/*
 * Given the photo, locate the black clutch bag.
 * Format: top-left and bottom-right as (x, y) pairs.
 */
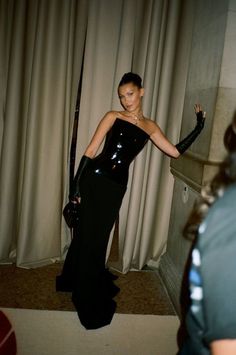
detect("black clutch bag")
(63, 201), (80, 228)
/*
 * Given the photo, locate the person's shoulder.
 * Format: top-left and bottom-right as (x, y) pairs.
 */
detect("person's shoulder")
(211, 183), (236, 212)
(103, 111), (117, 119)
(144, 117), (155, 125)
(205, 184), (236, 223)
(213, 183), (236, 219)
(198, 183), (236, 249)
(104, 110), (126, 120)
(143, 118), (159, 135)
(221, 182), (236, 200)
(110, 110), (127, 119)
(100, 111), (119, 125)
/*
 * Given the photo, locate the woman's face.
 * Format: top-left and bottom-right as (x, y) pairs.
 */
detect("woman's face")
(118, 83), (144, 113)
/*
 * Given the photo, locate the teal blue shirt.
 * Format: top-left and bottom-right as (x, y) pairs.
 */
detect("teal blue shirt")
(183, 183), (236, 354)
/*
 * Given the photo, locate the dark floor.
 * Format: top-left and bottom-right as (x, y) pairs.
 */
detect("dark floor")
(0, 263), (175, 315)
(0, 227), (176, 315)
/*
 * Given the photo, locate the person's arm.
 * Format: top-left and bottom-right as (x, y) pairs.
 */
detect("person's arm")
(83, 111), (116, 158)
(70, 111), (116, 202)
(175, 104), (205, 154)
(150, 104), (205, 158)
(210, 339), (236, 354)
(150, 124), (180, 158)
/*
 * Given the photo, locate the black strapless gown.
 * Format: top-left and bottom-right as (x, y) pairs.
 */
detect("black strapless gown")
(57, 119), (149, 329)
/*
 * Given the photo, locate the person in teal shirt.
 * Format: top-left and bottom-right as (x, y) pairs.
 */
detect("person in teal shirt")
(179, 116), (236, 354)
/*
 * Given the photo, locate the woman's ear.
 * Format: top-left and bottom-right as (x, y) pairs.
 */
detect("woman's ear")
(140, 88), (144, 97)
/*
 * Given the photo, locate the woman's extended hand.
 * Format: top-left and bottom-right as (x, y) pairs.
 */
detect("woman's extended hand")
(194, 103), (206, 118)
(194, 103), (206, 127)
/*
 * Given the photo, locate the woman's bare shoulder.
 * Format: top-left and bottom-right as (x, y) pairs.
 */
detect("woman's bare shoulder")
(143, 117), (156, 125)
(104, 110), (127, 120)
(143, 118), (159, 135)
(100, 111), (119, 124)
(110, 110), (127, 119)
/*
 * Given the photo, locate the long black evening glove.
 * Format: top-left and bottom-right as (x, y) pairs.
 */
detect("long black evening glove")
(63, 155), (92, 228)
(175, 111), (205, 154)
(69, 155), (92, 201)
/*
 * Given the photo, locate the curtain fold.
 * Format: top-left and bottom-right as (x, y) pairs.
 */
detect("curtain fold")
(0, 0), (88, 267)
(114, 0), (183, 272)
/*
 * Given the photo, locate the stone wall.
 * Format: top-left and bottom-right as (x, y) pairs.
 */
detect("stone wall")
(159, 0), (236, 314)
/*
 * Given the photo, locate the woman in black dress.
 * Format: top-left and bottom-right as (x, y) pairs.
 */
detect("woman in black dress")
(57, 72), (205, 329)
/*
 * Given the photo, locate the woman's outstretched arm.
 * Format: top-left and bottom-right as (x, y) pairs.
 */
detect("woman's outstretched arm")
(150, 104), (205, 158)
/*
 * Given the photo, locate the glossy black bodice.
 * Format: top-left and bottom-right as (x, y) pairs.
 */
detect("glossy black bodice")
(90, 118), (149, 186)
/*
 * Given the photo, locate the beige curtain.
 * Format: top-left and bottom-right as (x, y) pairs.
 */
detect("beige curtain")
(0, 0), (88, 267)
(75, 0), (183, 273)
(120, 0), (184, 272)
(0, 0), (186, 272)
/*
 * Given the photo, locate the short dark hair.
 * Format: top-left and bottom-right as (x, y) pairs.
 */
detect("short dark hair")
(118, 72), (142, 89)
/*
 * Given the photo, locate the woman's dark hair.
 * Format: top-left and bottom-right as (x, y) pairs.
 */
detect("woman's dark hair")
(183, 117), (236, 240)
(118, 72), (142, 88)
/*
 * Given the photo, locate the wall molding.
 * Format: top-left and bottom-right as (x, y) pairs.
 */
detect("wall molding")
(182, 151), (222, 165)
(170, 167), (202, 192)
